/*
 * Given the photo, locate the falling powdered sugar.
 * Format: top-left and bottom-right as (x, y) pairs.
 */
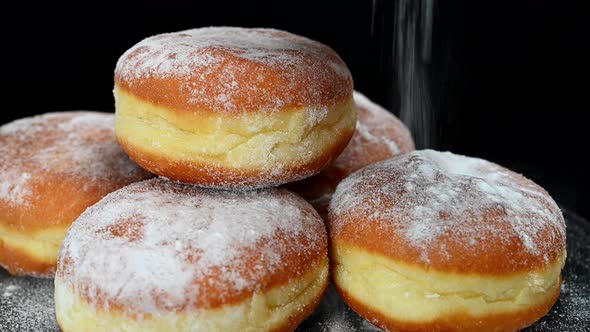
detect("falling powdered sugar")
(57, 178), (325, 314)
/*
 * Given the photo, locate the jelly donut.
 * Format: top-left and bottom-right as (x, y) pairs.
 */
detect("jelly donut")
(289, 91), (414, 216)
(55, 178), (329, 332)
(0, 112), (152, 277)
(114, 27), (356, 189)
(328, 150), (566, 331)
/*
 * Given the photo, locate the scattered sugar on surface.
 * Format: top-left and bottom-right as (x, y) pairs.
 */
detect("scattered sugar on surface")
(318, 315), (359, 332)
(552, 278), (590, 327)
(0, 112), (150, 206)
(330, 150), (566, 263)
(2, 285), (19, 298)
(0, 173), (31, 207)
(527, 211), (590, 330)
(58, 178), (323, 313)
(315, 287), (359, 332)
(296, 285), (380, 332)
(116, 27), (351, 113)
(0, 271), (59, 332)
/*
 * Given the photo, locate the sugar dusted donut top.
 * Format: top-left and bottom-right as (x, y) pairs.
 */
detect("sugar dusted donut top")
(115, 27), (353, 113)
(329, 150), (566, 274)
(331, 91), (415, 178)
(57, 178), (327, 313)
(0, 112), (151, 212)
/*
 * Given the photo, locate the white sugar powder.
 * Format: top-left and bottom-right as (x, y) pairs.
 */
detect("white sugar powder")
(58, 178), (324, 313)
(330, 150), (566, 263)
(0, 112), (150, 206)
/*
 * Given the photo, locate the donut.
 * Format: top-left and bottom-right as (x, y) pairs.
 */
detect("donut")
(55, 178), (329, 331)
(288, 91), (414, 216)
(0, 112), (153, 277)
(114, 27), (356, 189)
(328, 150), (566, 331)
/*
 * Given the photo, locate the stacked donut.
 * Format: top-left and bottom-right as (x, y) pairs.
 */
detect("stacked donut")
(56, 27), (354, 331)
(0, 26), (566, 332)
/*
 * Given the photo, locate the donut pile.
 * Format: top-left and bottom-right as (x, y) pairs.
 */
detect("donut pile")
(0, 27), (565, 332)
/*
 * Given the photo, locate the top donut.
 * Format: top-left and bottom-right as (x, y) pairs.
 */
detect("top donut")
(114, 27), (356, 189)
(115, 27), (353, 113)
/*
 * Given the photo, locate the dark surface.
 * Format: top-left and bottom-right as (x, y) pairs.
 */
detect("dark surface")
(1, 210), (588, 331)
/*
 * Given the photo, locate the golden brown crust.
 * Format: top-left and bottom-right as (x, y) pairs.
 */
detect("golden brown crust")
(0, 112), (153, 231)
(56, 262), (328, 332)
(328, 91), (415, 180)
(116, 125), (353, 189)
(0, 239), (57, 277)
(114, 28), (355, 189)
(328, 151), (567, 274)
(272, 281), (328, 332)
(1, 174), (122, 232)
(287, 92), (415, 215)
(63, 252), (327, 311)
(332, 224), (564, 275)
(114, 28), (353, 114)
(0, 112), (153, 276)
(334, 277), (561, 332)
(57, 179), (329, 311)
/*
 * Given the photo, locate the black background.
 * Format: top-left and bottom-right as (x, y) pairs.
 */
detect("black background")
(3, 1), (588, 218)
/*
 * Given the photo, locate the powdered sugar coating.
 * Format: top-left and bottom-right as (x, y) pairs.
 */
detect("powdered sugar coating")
(329, 150), (566, 272)
(331, 91), (414, 174)
(0, 112), (150, 207)
(115, 27), (353, 113)
(57, 178), (326, 313)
